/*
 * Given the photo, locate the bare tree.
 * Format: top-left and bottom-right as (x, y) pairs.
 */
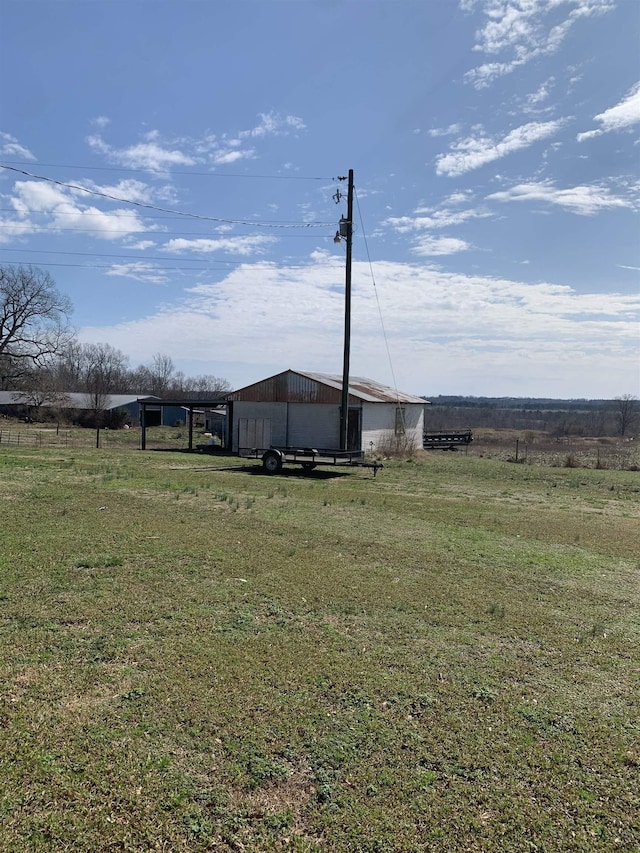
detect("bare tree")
(181, 374), (231, 400)
(82, 342), (128, 399)
(51, 339), (86, 390)
(149, 353), (175, 397)
(80, 343), (129, 445)
(0, 265), (73, 388)
(614, 394), (639, 437)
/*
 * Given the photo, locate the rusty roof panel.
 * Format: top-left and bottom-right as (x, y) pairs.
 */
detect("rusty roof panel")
(228, 370), (428, 405)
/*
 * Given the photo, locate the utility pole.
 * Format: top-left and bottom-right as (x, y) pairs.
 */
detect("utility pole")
(337, 169), (354, 452)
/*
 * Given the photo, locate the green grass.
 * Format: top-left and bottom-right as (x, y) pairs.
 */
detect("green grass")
(0, 447), (638, 851)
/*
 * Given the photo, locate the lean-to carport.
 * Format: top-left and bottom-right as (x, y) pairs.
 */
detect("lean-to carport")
(138, 398), (229, 451)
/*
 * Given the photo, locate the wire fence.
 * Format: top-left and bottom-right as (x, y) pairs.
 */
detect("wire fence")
(0, 429), (132, 449)
(0, 429), (82, 448)
(0, 426), (189, 451)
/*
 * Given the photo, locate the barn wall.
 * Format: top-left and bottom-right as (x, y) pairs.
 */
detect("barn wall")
(231, 401), (288, 451)
(287, 403), (340, 449)
(232, 399), (423, 454)
(160, 405), (186, 426)
(232, 401), (342, 450)
(362, 403), (424, 452)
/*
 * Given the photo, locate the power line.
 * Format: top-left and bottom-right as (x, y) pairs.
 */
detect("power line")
(0, 222), (335, 238)
(0, 259), (343, 273)
(0, 159), (330, 181)
(0, 164), (335, 228)
(0, 246), (343, 266)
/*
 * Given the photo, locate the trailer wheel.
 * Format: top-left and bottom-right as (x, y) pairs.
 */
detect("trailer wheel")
(301, 462), (317, 472)
(262, 450), (283, 474)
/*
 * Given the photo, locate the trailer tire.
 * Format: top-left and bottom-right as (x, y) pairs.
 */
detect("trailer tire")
(301, 462), (317, 472)
(263, 450), (283, 474)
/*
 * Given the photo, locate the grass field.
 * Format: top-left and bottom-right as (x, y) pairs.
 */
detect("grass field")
(1, 445), (638, 852)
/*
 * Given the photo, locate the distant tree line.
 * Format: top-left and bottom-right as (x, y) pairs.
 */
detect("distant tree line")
(1, 264), (636, 437)
(423, 395), (639, 438)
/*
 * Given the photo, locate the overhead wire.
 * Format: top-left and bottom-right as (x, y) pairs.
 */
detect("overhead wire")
(0, 222), (336, 238)
(0, 159), (330, 181)
(0, 164), (335, 228)
(0, 246), (343, 271)
(0, 161), (346, 280)
(9, 260), (343, 273)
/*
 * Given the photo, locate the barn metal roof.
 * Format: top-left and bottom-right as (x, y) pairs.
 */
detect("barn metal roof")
(0, 392), (159, 410)
(227, 370), (428, 405)
(299, 372), (428, 404)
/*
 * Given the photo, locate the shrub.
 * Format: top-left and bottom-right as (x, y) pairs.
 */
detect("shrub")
(373, 430), (418, 460)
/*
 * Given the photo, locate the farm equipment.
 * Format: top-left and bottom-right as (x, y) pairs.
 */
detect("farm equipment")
(423, 429), (473, 451)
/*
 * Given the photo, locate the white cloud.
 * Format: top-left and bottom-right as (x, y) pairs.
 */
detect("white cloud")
(487, 180), (634, 215)
(577, 81), (640, 141)
(7, 179), (152, 240)
(412, 236), (472, 256)
(428, 123), (462, 138)
(386, 195), (487, 255)
(465, 0), (614, 89)
(84, 114), (306, 174)
(387, 204), (488, 232)
(86, 133), (196, 170)
(125, 240), (157, 251)
(435, 120), (564, 176)
(521, 78), (556, 113)
(239, 112), (306, 139)
(79, 257), (640, 397)
(0, 216), (38, 243)
(90, 116), (111, 129)
(211, 148), (256, 166)
(105, 262), (169, 284)
(79, 178), (158, 205)
(162, 235), (276, 255)
(0, 132), (36, 160)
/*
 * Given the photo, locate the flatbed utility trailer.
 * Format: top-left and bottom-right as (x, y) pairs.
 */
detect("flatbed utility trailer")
(239, 445), (382, 475)
(423, 429), (473, 451)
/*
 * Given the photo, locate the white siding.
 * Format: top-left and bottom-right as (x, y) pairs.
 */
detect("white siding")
(361, 403), (424, 452)
(232, 400), (423, 453)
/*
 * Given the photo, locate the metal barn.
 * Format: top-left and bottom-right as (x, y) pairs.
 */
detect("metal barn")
(226, 370), (427, 454)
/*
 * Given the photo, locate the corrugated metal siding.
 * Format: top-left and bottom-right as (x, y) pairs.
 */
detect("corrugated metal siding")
(287, 403), (340, 448)
(228, 371), (346, 404)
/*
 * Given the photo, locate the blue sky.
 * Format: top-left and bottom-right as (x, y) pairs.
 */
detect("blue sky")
(1, 0), (638, 398)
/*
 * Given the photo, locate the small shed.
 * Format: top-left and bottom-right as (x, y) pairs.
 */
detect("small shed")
(226, 370), (427, 454)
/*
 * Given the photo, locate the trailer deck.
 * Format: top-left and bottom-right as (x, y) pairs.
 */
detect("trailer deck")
(239, 445), (382, 475)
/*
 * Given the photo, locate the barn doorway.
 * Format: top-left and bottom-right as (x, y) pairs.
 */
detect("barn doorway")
(347, 408), (361, 451)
